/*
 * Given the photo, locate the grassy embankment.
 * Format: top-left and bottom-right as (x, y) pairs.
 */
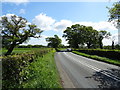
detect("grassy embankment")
(2, 48), (62, 88)
(72, 51), (120, 66)
(20, 50), (62, 88)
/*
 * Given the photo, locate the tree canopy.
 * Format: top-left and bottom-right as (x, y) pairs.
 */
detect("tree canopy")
(107, 1), (120, 45)
(46, 35), (62, 48)
(0, 15), (43, 55)
(108, 1), (120, 28)
(98, 30), (111, 49)
(63, 24), (110, 49)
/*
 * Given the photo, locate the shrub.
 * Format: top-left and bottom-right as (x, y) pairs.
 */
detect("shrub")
(75, 49), (120, 60)
(2, 49), (52, 88)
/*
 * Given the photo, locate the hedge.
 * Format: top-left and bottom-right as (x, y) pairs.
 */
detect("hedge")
(75, 49), (120, 60)
(2, 48), (52, 88)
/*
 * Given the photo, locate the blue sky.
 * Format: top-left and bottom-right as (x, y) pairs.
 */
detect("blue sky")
(2, 1), (118, 46)
(3, 2), (113, 22)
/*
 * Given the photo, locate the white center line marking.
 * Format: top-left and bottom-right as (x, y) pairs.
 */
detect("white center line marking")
(63, 52), (120, 82)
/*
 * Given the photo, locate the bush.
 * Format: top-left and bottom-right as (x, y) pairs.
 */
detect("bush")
(72, 51), (120, 66)
(2, 49), (52, 88)
(21, 51), (61, 88)
(75, 49), (120, 60)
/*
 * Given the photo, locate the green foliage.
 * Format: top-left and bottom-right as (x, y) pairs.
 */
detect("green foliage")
(1, 48), (46, 55)
(73, 49), (120, 61)
(2, 48), (52, 88)
(0, 15), (43, 55)
(21, 50), (61, 88)
(46, 35), (62, 48)
(63, 24), (110, 49)
(104, 44), (120, 49)
(72, 51), (120, 66)
(107, 1), (120, 27)
(63, 24), (86, 48)
(98, 30), (111, 49)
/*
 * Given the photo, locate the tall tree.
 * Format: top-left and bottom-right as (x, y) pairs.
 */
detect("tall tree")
(0, 15), (43, 55)
(108, 1), (120, 27)
(63, 24), (85, 48)
(108, 1), (120, 45)
(46, 35), (62, 48)
(98, 30), (111, 49)
(63, 24), (99, 48)
(84, 26), (99, 49)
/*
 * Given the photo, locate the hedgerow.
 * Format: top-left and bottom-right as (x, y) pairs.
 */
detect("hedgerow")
(2, 48), (52, 88)
(72, 51), (120, 66)
(74, 49), (120, 60)
(21, 50), (61, 88)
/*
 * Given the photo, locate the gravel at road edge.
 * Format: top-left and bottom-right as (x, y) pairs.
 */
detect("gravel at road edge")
(54, 53), (75, 88)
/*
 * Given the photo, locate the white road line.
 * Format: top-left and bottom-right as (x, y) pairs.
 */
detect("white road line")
(63, 52), (120, 82)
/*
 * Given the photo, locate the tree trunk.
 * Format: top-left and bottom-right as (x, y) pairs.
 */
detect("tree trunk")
(99, 41), (103, 49)
(118, 28), (120, 45)
(112, 41), (114, 49)
(74, 43), (79, 48)
(5, 44), (16, 56)
(87, 43), (91, 49)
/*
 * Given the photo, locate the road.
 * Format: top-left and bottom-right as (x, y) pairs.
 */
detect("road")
(55, 52), (120, 88)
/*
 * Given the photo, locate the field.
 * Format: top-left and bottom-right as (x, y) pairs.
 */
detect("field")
(1, 48), (45, 55)
(2, 48), (62, 88)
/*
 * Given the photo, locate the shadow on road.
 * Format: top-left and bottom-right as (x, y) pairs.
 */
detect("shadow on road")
(91, 68), (120, 88)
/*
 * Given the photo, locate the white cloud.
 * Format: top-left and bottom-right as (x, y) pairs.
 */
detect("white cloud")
(1, 13), (28, 23)
(53, 20), (117, 33)
(19, 9), (26, 14)
(60, 36), (69, 46)
(21, 35), (53, 46)
(103, 33), (118, 46)
(32, 13), (117, 33)
(74, 21), (117, 32)
(2, 13), (15, 17)
(54, 20), (73, 31)
(1, 14), (16, 22)
(32, 13), (55, 31)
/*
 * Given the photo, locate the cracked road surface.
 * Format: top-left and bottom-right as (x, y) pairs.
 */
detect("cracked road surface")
(55, 52), (120, 88)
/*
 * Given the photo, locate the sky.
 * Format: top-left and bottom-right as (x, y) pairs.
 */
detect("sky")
(1, 0), (119, 46)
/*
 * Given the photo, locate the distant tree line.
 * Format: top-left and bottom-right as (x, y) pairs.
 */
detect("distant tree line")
(104, 44), (120, 50)
(17, 45), (47, 48)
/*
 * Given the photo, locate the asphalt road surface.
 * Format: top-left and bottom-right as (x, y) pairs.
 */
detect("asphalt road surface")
(55, 52), (120, 88)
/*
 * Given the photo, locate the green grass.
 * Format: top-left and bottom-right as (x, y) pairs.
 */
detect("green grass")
(72, 51), (120, 66)
(57, 48), (67, 51)
(20, 50), (62, 88)
(1, 48), (48, 55)
(73, 48), (120, 52)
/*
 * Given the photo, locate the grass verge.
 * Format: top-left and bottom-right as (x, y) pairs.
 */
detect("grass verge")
(72, 51), (120, 66)
(20, 50), (62, 88)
